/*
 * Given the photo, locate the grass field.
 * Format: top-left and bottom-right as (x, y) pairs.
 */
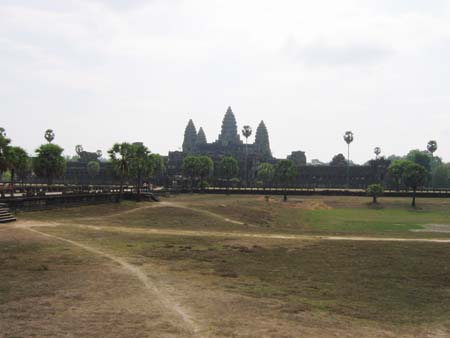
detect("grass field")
(2, 194), (450, 337)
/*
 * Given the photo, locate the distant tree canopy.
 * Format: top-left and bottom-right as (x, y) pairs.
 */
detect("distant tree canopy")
(33, 144), (66, 185)
(432, 164), (450, 188)
(387, 159), (410, 190)
(405, 149), (432, 173)
(330, 153), (347, 166)
(8, 146), (30, 186)
(275, 159), (297, 201)
(403, 161), (427, 207)
(256, 162), (274, 188)
(182, 155), (214, 190)
(0, 127), (11, 175)
(108, 142), (133, 198)
(218, 156), (239, 189)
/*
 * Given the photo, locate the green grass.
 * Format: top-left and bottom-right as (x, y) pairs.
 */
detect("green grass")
(20, 195), (450, 238)
(301, 208), (450, 233)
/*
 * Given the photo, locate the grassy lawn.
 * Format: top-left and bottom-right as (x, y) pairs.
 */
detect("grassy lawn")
(19, 195), (450, 238)
(5, 195), (450, 336)
(39, 225), (450, 327)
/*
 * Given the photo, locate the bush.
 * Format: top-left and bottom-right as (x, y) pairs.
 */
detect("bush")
(367, 184), (384, 204)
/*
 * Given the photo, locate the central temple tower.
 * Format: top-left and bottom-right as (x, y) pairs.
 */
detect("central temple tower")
(217, 106), (241, 146)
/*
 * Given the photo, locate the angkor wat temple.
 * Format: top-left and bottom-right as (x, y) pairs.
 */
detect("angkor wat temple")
(166, 107), (279, 181)
(165, 106), (387, 187)
(34, 106), (389, 188)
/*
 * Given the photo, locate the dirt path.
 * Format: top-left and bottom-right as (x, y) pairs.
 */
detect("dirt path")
(26, 226), (205, 337)
(15, 220), (450, 244)
(163, 201), (247, 225)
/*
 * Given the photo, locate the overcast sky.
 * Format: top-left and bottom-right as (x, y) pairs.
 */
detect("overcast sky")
(1, 0), (449, 163)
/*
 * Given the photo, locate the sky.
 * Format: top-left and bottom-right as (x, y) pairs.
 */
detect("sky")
(1, 0), (449, 163)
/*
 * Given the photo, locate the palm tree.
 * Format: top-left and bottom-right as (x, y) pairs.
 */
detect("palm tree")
(45, 129), (55, 143)
(108, 142), (133, 201)
(374, 147), (381, 160)
(241, 125), (252, 187)
(427, 140), (437, 157)
(343, 131), (354, 188)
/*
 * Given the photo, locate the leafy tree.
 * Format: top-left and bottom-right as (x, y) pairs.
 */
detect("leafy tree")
(330, 153), (347, 166)
(275, 159), (297, 201)
(366, 184), (384, 204)
(432, 164), (449, 188)
(218, 156), (239, 192)
(402, 161), (427, 207)
(196, 156), (214, 190)
(108, 142), (133, 200)
(33, 144), (66, 185)
(129, 143), (154, 197)
(87, 160), (100, 183)
(256, 162), (274, 190)
(0, 127), (11, 178)
(7, 146), (30, 190)
(183, 155), (214, 190)
(406, 150), (431, 173)
(182, 155), (200, 191)
(148, 153), (165, 178)
(387, 160), (410, 191)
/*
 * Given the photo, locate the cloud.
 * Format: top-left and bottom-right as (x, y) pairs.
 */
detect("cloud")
(284, 38), (394, 68)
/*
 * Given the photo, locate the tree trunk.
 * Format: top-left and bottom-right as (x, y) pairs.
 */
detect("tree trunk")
(283, 188), (287, 202)
(372, 195), (377, 204)
(119, 174), (124, 202)
(10, 169), (15, 197)
(411, 188), (416, 207)
(137, 172), (141, 200)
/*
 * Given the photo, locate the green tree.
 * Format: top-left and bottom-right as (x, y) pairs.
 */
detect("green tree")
(0, 128), (11, 180)
(406, 150), (431, 173)
(402, 161), (427, 207)
(366, 184), (384, 204)
(183, 155), (200, 191)
(7, 146), (30, 191)
(148, 153), (165, 179)
(182, 155), (214, 191)
(196, 156), (214, 190)
(256, 162), (274, 190)
(387, 160), (410, 191)
(86, 161), (100, 184)
(108, 142), (133, 200)
(330, 153), (347, 166)
(275, 159), (297, 201)
(218, 156), (239, 192)
(129, 143), (155, 197)
(33, 144), (66, 185)
(432, 164), (449, 188)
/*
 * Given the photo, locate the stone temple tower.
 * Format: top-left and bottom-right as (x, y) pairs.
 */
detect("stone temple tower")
(218, 107), (241, 146)
(254, 120), (272, 158)
(182, 119), (197, 153)
(196, 127), (207, 146)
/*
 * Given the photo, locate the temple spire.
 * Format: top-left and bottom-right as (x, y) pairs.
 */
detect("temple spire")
(196, 127), (207, 145)
(218, 106), (241, 146)
(254, 120), (272, 158)
(182, 119), (197, 153)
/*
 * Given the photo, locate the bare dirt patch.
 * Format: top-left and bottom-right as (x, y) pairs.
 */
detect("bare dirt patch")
(412, 224), (450, 233)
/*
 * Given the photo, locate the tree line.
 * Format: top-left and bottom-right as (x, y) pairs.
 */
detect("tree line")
(0, 128), (164, 200)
